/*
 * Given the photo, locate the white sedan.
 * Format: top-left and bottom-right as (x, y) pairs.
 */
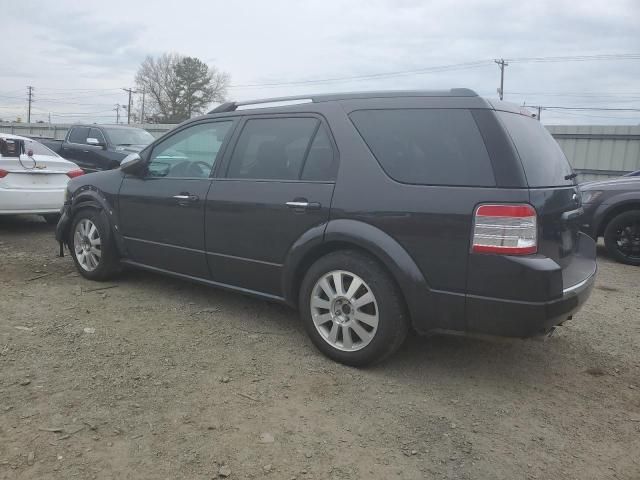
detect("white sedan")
(0, 133), (84, 224)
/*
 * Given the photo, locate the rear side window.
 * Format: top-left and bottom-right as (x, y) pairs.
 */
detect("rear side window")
(88, 128), (106, 144)
(68, 127), (90, 144)
(227, 118), (319, 180)
(350, 109), (495, 186)
(497, 112), (574, 187)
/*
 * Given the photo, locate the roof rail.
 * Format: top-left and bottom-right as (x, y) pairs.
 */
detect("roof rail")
(209, 102), (237, 113)
(207, 89), (480, 114)
(208, 95), (315, 114)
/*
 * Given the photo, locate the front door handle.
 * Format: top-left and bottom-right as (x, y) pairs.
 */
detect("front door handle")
(286, 200), (321, 210)
(173, 193), (199, 204)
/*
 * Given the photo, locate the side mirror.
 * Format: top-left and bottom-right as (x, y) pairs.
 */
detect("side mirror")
(86, 137), (106, 148)
(120, 153), (144, 174)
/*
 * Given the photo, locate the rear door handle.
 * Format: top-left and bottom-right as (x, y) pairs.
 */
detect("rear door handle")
(286, 201), (321, 210)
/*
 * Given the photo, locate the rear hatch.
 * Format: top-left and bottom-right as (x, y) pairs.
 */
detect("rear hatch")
(0, 155), (71, 190)
(497, 111), (596, 291)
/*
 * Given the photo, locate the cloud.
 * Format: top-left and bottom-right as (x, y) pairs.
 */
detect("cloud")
(0, 0), (638, 124)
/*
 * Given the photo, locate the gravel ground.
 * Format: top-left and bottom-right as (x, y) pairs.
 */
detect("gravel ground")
(1, 215), (639, 480)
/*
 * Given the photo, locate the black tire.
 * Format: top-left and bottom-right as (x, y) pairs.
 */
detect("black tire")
(299, 250), (409, 367)
(603, 210), (640, 266)
(70, 208), (120, 280)
(42, 213), (60, 225)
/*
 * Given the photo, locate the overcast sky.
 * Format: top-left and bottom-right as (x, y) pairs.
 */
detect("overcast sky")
(1, 0), (639, 125)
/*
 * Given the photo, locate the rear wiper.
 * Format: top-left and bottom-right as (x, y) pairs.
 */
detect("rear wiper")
(564, 172), (578, 180)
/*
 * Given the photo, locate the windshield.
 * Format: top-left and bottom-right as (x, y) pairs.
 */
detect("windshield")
(104, 128), (155, 146)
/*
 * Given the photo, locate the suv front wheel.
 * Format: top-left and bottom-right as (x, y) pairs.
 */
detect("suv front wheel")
(70, 208), (120, 280)
(299, 250), (408, 366)
(603, 210), (640, 266)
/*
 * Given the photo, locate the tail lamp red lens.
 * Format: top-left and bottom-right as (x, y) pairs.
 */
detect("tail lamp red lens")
(0, 169), (8, 178)
(472, 204), (537, 255)
(66, 169), (84, 179)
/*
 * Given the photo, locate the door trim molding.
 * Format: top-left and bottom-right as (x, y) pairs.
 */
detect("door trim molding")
(206, 250), (282, 268)
(123, 235), (283, 267)
(123, 236), (204, 254)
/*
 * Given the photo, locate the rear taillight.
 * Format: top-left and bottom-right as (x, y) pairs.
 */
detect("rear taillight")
(472, 204), (537, 255)
(0, 169), (8, 178)
(66, 169), (84, 179)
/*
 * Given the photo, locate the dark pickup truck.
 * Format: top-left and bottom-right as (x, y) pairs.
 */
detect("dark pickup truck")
(36, 125), (155, 172)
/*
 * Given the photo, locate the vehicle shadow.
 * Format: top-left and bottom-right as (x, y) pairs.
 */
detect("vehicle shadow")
(0, 214), (53, 236)
(117, 267), (602, 391)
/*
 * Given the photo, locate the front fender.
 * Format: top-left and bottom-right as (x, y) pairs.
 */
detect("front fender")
(594, 192), (640, 234)
(58, 186), (126, 257)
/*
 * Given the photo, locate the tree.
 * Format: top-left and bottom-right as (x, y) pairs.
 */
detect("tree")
(135, 53), (229, 123)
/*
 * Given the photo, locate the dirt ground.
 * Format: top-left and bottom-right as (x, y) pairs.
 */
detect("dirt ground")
(0, 215), (638, 480)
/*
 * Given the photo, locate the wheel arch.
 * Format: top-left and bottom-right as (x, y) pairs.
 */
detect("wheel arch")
(64, 187), (125, 256)
(282, 219), (432, 329)
(596, 200), (640, 237)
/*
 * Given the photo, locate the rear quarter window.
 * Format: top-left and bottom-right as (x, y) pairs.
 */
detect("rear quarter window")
(349, 109), (495, 186)
(497, 111), (574, 187)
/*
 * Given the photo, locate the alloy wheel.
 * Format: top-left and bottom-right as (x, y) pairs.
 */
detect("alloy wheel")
(74, 219), (102, 272)
(615, 221), (640, 261)
(310, 270), (379, 352)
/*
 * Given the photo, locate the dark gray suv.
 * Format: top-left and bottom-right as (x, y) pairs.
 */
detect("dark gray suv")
(580, 176), (640, 265)
(56, 89), (597, 366)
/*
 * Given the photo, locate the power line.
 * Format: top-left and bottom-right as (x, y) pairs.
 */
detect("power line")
(227, 60), (492, 89)
(535, 106), (640, 111)
(507, 53), (640, 63)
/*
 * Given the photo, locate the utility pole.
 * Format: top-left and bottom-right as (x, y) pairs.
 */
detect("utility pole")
(140, 88), (146, 125)
(494, 59), (508, 100)
(537, 106), (542, 121)
(27, 86), (34, 123)
(114, 104), (121, 124)
(122, 87), (137, 124)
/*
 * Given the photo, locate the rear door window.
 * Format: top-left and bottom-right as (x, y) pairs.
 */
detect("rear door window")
(301, 126), (337, 181)
(68, 127), (90, 144)
(349, 109), (495, 186)
(497, 111), (574, 187)
(226, 117), (319, 181)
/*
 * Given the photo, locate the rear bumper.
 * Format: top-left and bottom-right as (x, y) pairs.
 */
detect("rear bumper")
(465, 232), (597, 337)
(465, 269), (595, 337)
(0, 188), (65, 214)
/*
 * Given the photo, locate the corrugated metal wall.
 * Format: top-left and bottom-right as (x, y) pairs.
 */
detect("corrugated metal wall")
(547, 125), (640, 182)
(3, 122), (640, 182)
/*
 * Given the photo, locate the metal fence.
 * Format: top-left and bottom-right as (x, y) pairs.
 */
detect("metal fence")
(547, 125), (640, 182)
(2, 122), (639, 182)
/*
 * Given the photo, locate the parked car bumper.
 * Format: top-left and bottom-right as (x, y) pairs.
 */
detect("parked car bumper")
(465, 232), (597, 337)
(579, 202), (600, 238)
(0, 188), (65, 215)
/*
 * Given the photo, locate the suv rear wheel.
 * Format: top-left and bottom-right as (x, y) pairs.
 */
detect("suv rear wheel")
(70, 208), (120, 280)
(299, 250), (408, 366)
(604, 210), (640, 266)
